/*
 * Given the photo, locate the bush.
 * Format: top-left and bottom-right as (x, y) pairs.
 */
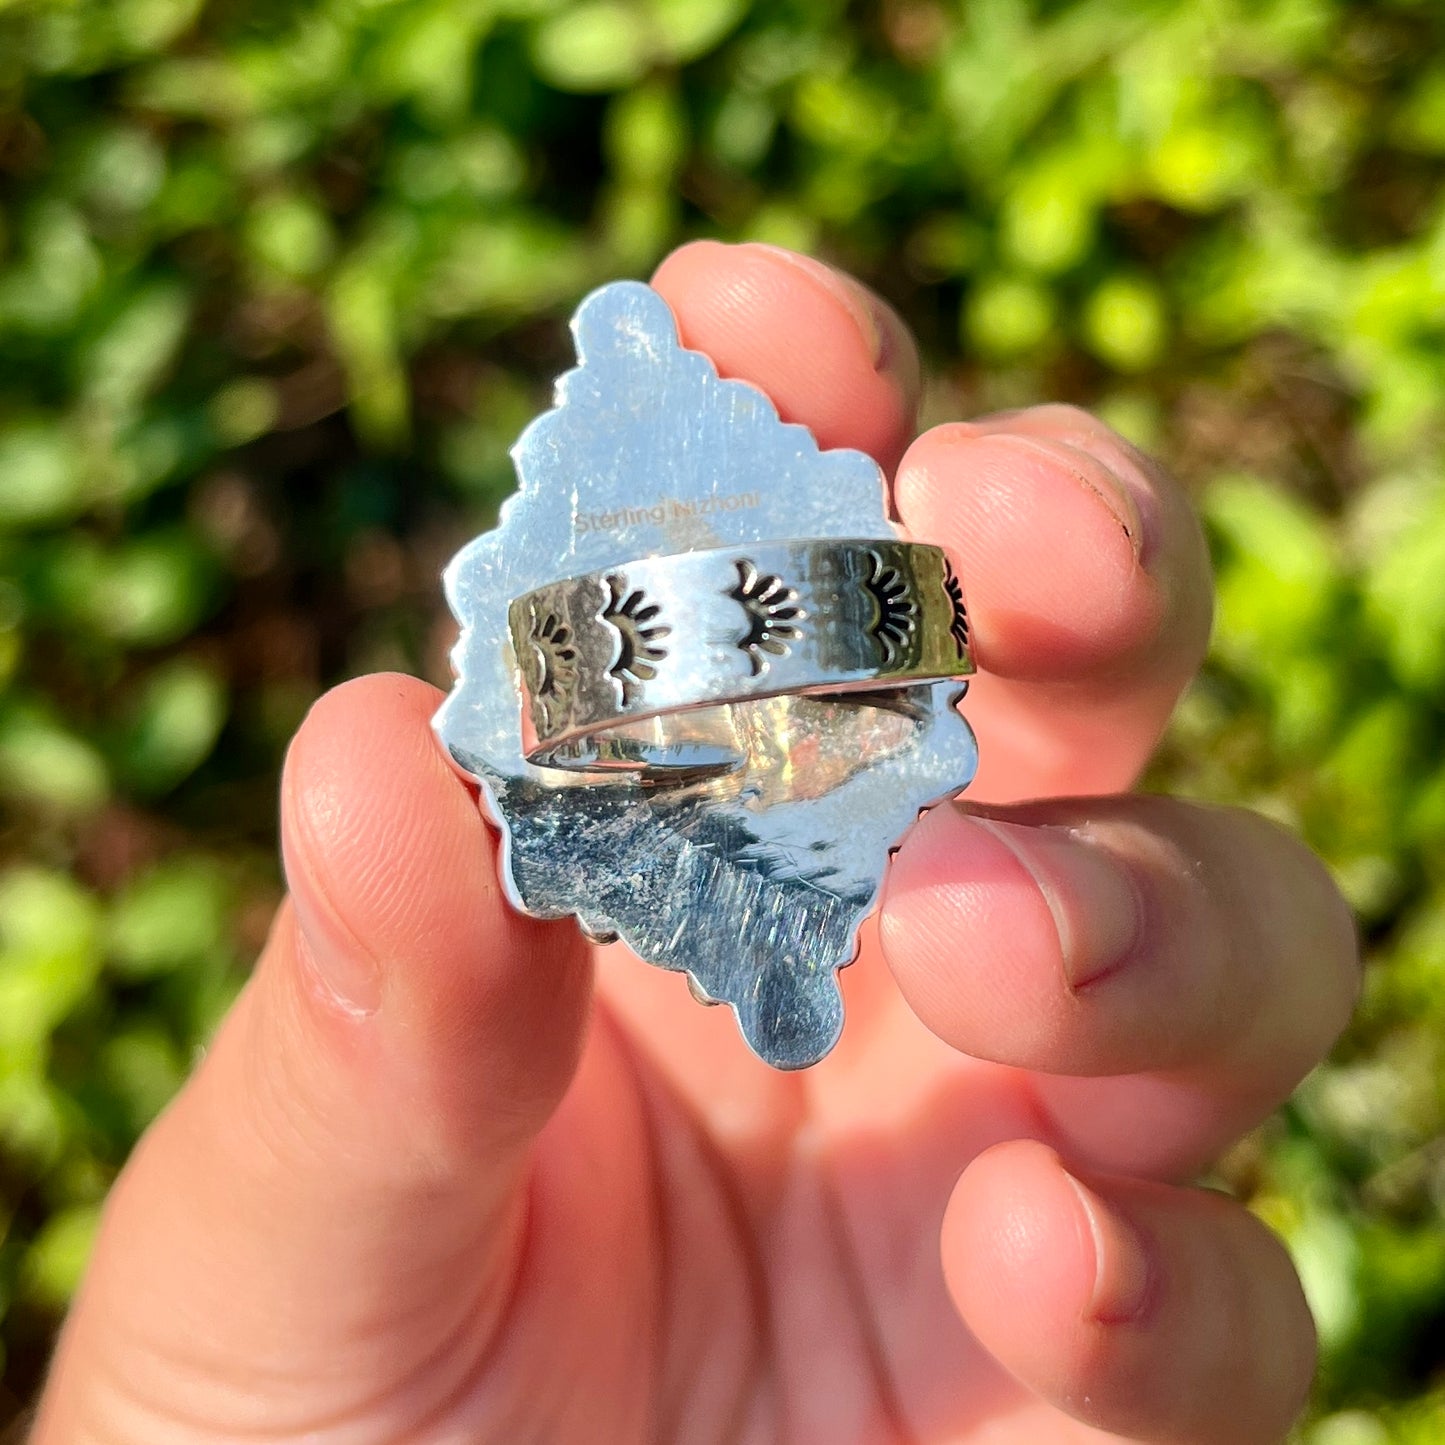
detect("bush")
(2, 0), (1444, 1433)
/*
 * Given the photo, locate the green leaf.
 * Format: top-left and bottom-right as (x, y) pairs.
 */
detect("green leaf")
(605, 82), (687, 184)
(0, 703), (110, 815)
(0, 202), (102, 335)
(963, 275), (1055, 359)
(0, 868), (104, 1051)
(48, 531), (218, 646)
(649, 0), (745, 64)
(113, 658), (228, 794)
(99, 1026), (187, 1135)
(77, 282), (192, 414)
(531, 3), (651, 92)
(1308, 1410), (1391, 1445)
(328, 245), (411, 447)
(1393, 65), (1445, 154)
(207, 379), (281, 446)
(1288, 1208), (1363, 1354)
(77, 125), (167, 214)
(0, 1072), (67, 1170)
(1206, 474), (1343, 668)
(1081, 275), (1167, 373)
(1148, 117), (1265, 211)
(1363, 483), (1445, 693)
(108, 859), (229, 980)
(19, 1205), (101, 1311)
(1000, 161), (1096, 274)
(0, 423), (87, 530)
(245, 194), (336, 280)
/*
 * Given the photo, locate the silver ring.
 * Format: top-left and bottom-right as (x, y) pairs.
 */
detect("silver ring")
(509, 539), (972, 773)
(434, 279), (982, 1069)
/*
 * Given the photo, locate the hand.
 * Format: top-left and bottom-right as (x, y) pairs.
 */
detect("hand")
(32, 243), (1358, 1445)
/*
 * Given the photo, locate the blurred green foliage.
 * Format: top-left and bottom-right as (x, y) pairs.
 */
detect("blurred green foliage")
(1, 0), (1443, 1433)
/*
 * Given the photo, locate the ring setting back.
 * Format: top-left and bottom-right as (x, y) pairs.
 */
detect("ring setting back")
(435, 281), (979, 1068)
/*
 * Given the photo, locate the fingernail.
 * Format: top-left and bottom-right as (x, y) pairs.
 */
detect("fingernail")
(1057, 443), (1145, 562)
(1062, 1169), (1156, 1324)
(745, 243), (888, 368)
(976, 432), (1146, 563)
(289, 884), (384, 1017)
(973, 818), (1144, 989)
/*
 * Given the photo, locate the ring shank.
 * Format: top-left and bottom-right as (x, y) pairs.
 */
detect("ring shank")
(509, 538), (973, 776)
(531, 690), (966, 804)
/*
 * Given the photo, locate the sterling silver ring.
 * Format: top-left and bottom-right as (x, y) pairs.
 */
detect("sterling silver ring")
(510, 539), (973, 773)
(435, 279), (981, 1070)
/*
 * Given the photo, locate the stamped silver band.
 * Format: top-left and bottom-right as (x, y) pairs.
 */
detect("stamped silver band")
(507, 538), (972, 773)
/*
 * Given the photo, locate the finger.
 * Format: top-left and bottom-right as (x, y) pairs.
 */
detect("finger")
(652, 240), (921, 472)
(944, 1141), (1315, 1445)
(36, 675), (592, 1439)
(881, 796), (1359, 1178)
(893, 404), (1213, 800)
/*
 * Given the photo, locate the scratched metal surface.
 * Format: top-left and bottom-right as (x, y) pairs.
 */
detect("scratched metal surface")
(434, 281), (978, 1068)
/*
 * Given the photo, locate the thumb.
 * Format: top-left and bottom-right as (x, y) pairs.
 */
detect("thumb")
(34, 674), (592, 1442)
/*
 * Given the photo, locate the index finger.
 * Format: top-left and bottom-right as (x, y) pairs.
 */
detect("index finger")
(652, 240), (922, 473)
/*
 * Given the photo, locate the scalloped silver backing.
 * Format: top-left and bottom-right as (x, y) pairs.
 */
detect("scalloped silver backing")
(434, 281), (978, 1068)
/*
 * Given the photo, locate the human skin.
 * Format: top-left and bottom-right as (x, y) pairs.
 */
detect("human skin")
(30, 242), (1359, 1445)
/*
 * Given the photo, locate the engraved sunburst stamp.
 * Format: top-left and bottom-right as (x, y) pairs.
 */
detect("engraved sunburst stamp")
(943, 558), (970, 657)
(603, 574), (670, 703)
(526, 609), (579, 730)
(729, 558), (806, 675)
(863, 550), (920, 668)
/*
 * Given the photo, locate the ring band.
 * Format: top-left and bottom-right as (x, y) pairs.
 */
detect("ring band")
(507, 538), (972, 773)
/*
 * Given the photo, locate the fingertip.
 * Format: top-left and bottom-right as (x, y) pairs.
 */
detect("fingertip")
(896, 426), (1165, 681)
(944, 1142), (1179, 1436)
(651, 240), (919, 469)
(972, 403), (1209, 573)
(942, 1141), (1100, 1371)
(881, 803), (1065, 1059)
(892, 405), (1216, 797)
(943, 1141), (1317, 1445)
(280, 672), (525, 984)
(885, 792), (1356, 1139)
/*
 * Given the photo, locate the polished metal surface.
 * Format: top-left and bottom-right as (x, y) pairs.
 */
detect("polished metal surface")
(434, 280), (979, 1069)
(509, 538), (973, 772)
